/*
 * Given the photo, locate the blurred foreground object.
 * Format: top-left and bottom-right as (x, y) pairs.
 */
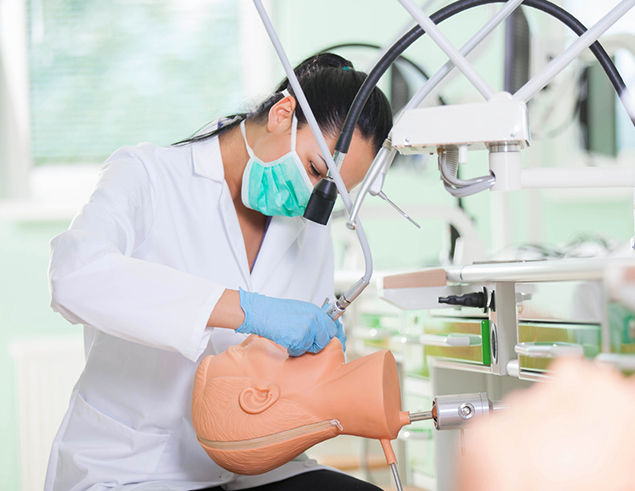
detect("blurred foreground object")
(458, 358), (635, 491)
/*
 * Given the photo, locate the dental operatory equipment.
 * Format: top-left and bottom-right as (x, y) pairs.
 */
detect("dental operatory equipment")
(349, 0), (635, 209)
(250, 2), (635, 485)
(326, 0), (635, 318)
(254, 0), (608, 328)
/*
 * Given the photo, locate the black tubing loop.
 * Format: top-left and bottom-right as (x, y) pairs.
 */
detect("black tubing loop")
(335, 0), (630, 155)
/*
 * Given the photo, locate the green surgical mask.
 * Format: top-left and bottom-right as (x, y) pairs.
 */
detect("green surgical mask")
(240, 113), (313, 217)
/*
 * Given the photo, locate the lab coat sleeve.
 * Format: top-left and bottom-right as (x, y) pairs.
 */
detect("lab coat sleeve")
(48, 148), (224, 362)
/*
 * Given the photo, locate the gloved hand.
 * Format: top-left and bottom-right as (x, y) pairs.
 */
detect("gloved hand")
(236, 288), (346, 356)
(324, 305), (346, 356)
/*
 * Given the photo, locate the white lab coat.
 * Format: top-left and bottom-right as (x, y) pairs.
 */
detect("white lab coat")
(44, 134), (336, 491)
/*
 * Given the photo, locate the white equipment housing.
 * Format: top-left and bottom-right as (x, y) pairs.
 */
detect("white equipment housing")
(392, 93), (530, 155)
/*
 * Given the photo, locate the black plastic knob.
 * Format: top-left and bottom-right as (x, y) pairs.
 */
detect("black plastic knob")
(438, 292), (486, 308)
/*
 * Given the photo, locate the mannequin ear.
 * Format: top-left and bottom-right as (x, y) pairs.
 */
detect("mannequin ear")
(267, 96), (296, 133)
(239, 384), (281, 414)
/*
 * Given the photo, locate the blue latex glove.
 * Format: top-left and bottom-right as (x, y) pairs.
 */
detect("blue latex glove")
(324, 305), (346, 355)
(236, 288), (346, 356)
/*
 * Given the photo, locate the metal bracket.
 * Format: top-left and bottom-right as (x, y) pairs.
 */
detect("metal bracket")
(488, 282), (518, 375)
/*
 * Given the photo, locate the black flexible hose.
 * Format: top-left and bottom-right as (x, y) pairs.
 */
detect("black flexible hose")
(335, 0), (630, 154)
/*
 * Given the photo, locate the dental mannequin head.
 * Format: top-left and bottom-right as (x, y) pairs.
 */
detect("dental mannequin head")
(192, 335), (408, 475)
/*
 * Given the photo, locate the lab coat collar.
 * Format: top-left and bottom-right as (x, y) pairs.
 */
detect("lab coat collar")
(192, 136), (225, 182)
(192, 117), (243, 182)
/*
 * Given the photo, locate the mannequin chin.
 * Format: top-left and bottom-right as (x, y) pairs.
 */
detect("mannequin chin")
(192, 335), (409, 475)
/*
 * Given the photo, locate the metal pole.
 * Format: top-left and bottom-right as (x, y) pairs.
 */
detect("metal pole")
(251, 0), (350, 208)
(390, 462), (404, 491)
(251, 0), (375, 287)
(521, 166), (635, 188)
(363, 0), (435, 73)
(514, 0), (635, 102)
(396, 0), (496, 100)
(403, 0), (524, 113)
(444, 257), (629, 283)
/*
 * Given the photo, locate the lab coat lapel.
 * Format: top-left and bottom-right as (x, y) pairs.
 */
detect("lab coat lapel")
(192, 136), (306, 292)
(251, 216), (306, 292)
(192, 137), (253, 290)
(218, 185), (253, 290)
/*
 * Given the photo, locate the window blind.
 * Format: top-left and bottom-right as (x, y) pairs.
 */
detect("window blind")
(27, 0), (243, 165)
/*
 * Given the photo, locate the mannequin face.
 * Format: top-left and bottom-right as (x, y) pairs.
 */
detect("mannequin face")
(213, 334), (345, 395)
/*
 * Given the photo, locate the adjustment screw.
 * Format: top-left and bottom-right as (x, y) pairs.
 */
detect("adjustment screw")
(458, 402), (475, 420)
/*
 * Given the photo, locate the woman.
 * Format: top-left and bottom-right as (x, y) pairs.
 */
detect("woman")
(45, 53), (392, 491)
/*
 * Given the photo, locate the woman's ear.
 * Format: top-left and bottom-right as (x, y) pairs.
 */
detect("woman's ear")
(238, 384), (281, 414)
(267, 96), (296, 133)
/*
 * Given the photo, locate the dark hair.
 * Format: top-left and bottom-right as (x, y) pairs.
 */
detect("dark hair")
(174, 53), (392, 154)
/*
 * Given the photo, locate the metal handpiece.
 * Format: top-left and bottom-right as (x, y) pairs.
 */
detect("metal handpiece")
(324, 278), (368, 321)
(432, 392), (494, 431)
(377, 191), (421, 228)
(325, 300), (345, 321)
(407, 393), (506, 431)
(408, 410), (434, 423)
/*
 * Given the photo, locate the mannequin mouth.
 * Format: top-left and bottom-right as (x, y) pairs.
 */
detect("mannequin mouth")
(197, 419), (343, 450)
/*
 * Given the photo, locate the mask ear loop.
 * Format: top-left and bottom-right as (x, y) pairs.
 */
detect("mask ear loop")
(290, 112), (298, 152)
(281, 89), (297, 152)
(239, 120), (257, 159)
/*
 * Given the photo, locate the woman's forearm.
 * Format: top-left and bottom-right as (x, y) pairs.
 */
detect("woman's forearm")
(208, 289), (245, 329)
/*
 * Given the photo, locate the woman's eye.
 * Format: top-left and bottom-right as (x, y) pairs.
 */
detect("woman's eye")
(309, 162), (321, 178)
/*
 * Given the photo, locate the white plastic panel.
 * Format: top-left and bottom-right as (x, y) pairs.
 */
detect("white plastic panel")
(392, 97), (529, 154)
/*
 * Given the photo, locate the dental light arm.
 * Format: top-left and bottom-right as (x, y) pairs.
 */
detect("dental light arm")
(340, 0), (631, 164)
(348, 0), (635, 221)
(392, 0), (635, 197)
(350, 0), (635, 226)
(404, 0), (524, 115)
(348, 0), (523, 229)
